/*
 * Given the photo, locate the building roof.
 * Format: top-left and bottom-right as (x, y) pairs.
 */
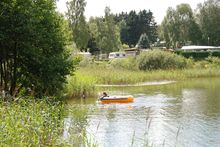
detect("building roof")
(124, 48), (139, 51)
(181, 46), (220, 50)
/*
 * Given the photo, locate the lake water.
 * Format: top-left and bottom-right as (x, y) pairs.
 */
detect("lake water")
(67, 78), (220, 147)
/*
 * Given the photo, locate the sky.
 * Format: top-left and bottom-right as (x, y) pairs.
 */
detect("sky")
(56, 0), (205, 24)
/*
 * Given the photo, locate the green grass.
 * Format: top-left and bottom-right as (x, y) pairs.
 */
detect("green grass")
(66, 73), (97, 98)
(66, 56), (220, 97)
(77, 65), (220, 85)
(0, 98), (97, 146)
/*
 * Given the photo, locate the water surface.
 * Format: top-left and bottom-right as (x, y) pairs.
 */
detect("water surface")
(67, 78), (220, 147)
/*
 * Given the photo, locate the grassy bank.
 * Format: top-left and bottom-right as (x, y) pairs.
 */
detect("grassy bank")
(66, 51), (220, 97)
(66, 64), (220, 98)
(0, 98), (97, 146)
(77, 65), (220, 84)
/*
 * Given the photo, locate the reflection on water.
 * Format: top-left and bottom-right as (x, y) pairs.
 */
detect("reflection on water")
(67, 78), (220, 147)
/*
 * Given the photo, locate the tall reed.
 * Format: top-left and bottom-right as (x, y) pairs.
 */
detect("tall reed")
(78, 66), (220, 85)
(0, 98), (97, 146)
(66, 73), (97, 98)
(67, 55), (220, 98)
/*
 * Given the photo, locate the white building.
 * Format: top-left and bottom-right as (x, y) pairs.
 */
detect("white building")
(181, 46), (220, 52)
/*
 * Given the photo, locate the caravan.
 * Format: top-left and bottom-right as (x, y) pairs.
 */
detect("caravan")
(108, 52), (126, 59)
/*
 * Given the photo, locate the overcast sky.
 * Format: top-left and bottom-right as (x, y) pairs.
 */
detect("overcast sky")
(56, 0), (205, 24)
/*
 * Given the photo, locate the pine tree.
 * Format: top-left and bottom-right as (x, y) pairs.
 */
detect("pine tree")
(136, 33), (150, 49)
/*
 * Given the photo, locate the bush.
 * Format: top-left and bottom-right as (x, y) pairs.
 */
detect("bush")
(206, 56), (220, 65)
(193, 60), (210, 69)
(181, 51), (210, 59)
(122, 44), (129, 49)
(136, 50), (187, 70)
(79, 57), (94, 67)
(109, 57), (137, 70)
(211, 51), (220, 57)
(175, 50), (220, 60)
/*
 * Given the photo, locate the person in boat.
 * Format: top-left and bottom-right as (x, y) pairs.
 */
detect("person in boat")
(100, 92), (108, 100)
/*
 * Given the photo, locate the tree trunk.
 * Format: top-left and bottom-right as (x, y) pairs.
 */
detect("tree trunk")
(10, 42), (17, 95)
(0, 59), (2, 88)
(3, 61), (8, 91)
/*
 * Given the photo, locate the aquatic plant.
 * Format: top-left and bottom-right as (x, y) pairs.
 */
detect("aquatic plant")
(66, 73), (97, 98)
(0, 99), (97, 146)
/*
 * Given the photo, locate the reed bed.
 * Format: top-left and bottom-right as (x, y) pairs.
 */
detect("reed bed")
(77, 65), (220, 85)
(66, 55), (220, 98)
(0, 98), (97, 146)
(66, 73), (97, 98)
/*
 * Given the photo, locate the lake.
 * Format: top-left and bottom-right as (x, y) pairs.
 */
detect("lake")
(67, 77), (220, 147)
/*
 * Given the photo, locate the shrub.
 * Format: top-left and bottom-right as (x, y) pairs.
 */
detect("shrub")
(175, 50), (220, 60)
(122, 44), (129, 49)
(211, 51), (220, 57)
(109, 57), (137, 70)
(79, 57), (94, 67)
(136, 50), (187, 70)
(181, 51), (210, 59)
(193, 60), (210, 69)
(206, 56), (220, 64)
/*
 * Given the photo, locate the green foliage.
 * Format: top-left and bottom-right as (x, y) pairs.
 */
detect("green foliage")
(206, 56), (220, 64)
(179, 51), (211, 59)
(122, 43), (129, 49)
(66, 73), (96, 98)
(78, 56), (94, 67)
(211, 51), (220, 57)
(88, 7), (122, 54)
(193, 60), (211, 69)
(0, 99), (97, 146)
(109, 57), (137, 70)
(0, 0), (73, 97)
(0, 99), (64, 145)
(197, 0), (220, 46)
(78, 66), (146, 84)
(115, 10), (158, 47)
(136, 50), (187, 70)
(160, 1), (220, 47)
(78, 62), (220, 86)
(175, 50), (220, 59)
(66, 0), (90, 50)
(136, 33), (150, 49)
(161, 4), (202, 48)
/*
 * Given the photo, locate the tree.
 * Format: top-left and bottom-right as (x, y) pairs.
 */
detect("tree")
(114, 10), (158, 47)
(102, 7), (121, 53)
(66, 0), (90, 50)
(138, 10), (157, 44)
(136, 33), (150, 49)
(88, 7), (121, 54)
(196, 0), (220, 46)
(126, 10), (139, 47)
(0, 0), (73, 98)
(115, 10), (157, 47)
(161, 4), (202, 48)
(160, 7), (180, 48)
(118, 19), (129, 46)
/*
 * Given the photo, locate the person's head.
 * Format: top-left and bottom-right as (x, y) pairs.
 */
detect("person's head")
(103, 92), (107, 96)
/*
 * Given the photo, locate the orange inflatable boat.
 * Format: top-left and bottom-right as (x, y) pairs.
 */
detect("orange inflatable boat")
(99, 95), (134, 103)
